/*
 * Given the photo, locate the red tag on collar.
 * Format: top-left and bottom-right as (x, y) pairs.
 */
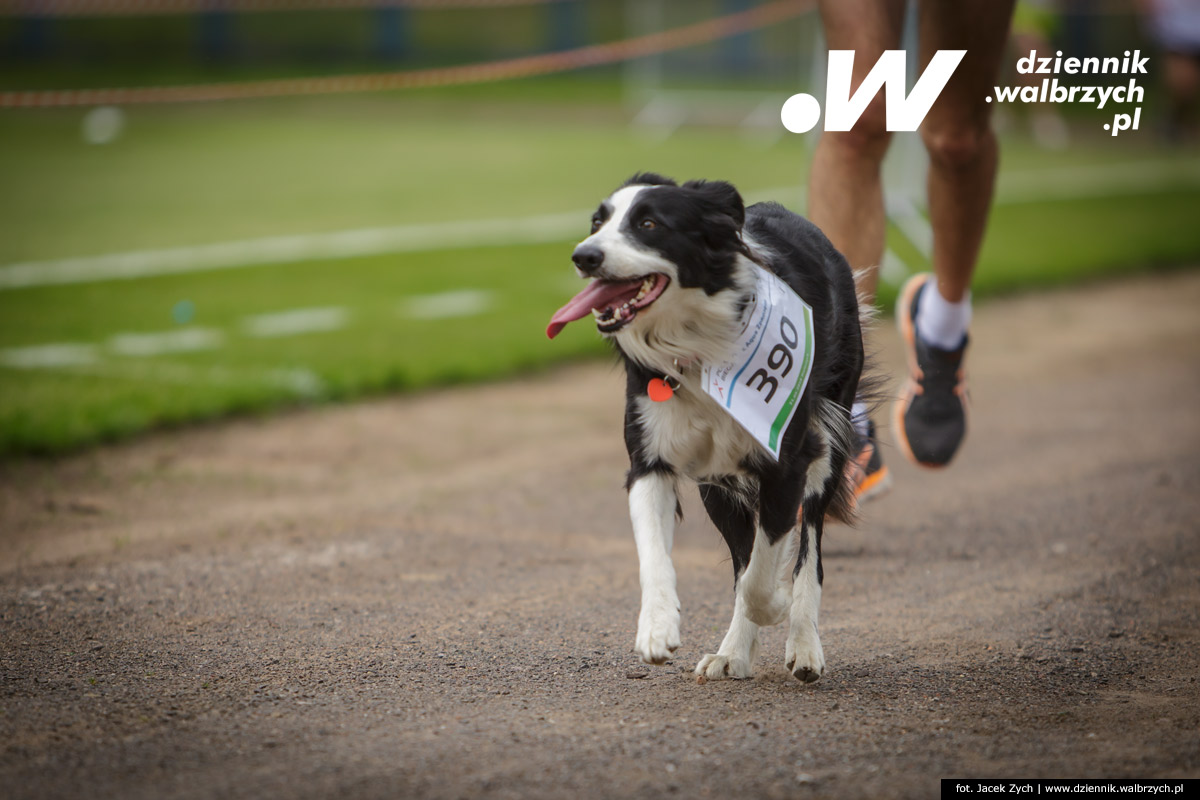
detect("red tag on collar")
(647, 377), (674, 402)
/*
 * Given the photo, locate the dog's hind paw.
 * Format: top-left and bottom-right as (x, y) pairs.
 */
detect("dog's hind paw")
(785, 637), (825, 683)
(694, 653), (754, 681)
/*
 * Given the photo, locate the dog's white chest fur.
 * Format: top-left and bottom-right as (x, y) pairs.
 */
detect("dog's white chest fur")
(634, 377), (762, 481)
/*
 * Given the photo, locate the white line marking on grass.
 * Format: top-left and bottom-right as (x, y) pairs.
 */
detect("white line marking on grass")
(243, 306), (348, 338)
(2, 159), (1197, 292)
(0, 211), (582, 290)
(109, 328), (224, 357)
(21, 358), (328, 398)
(0, 343), (99, 368)
(401, 289), (494, 320)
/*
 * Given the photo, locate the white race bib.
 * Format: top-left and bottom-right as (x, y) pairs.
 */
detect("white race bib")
(700, 266), (815, 461)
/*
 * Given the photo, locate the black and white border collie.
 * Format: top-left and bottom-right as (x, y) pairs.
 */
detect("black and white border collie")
(547, 173), (867, 682)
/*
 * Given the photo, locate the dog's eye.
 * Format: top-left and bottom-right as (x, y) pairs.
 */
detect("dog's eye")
(590, 217), (603, 234)
(640, 218), (657, 230)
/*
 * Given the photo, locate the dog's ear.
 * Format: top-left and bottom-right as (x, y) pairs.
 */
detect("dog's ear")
(682, 179), (745, 231)
(623, 172), (678, 188)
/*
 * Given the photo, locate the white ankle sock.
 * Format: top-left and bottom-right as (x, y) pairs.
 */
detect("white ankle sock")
(851, 400), (870, 439)
(916, 282), (971, 350)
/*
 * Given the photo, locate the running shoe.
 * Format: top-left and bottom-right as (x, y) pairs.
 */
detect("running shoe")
(893, 273), (969, 468)
(848, 419), (891, 505)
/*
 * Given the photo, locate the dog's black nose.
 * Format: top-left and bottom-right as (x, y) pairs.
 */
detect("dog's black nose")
(572, 245), (605, 275)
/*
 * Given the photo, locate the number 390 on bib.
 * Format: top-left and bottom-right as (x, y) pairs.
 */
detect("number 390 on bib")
(700, 267), (816, 461)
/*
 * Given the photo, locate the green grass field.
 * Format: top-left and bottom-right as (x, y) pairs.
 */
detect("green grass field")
(2, 82), (1199, 456)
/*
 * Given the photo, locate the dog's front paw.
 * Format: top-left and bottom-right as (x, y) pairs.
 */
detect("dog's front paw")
(784, 633), (825, 683)
(694, 653), (754, 680)
(635, 601), (680, 665)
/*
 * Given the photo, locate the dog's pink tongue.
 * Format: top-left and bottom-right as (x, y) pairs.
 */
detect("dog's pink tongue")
(546, 279), (634, 339)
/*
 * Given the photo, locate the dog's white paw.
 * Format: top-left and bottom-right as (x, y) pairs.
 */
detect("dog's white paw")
(695, 653), (754, 680)
(785, 631), (825, 683)
(635, 600), (680, 665)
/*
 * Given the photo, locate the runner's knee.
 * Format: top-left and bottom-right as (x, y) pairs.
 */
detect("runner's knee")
(920, 122), (994, 171)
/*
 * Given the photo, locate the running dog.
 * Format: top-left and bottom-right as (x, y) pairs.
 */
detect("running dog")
(546, 173), (867, 682)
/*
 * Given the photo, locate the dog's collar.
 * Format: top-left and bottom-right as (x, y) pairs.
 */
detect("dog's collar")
(648, 358), (691, 402)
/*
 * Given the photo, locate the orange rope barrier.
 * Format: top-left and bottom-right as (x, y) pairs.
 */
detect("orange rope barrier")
(0, 0), (1137, 17)
(0, 0), (815, 108)
(1, 0), (573, 17)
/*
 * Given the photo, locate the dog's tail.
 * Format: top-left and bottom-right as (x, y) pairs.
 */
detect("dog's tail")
(850, 276), (890, 432)
(822, 277), (889, 525)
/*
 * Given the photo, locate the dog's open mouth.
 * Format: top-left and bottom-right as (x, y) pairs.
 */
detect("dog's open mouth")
(546, 274), (670, 339)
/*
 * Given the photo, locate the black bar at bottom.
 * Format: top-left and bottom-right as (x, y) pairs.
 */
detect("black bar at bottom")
(943, 779), (1196, 798)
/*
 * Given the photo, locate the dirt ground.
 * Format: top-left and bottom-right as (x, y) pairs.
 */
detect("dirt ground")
(2, 271), (1198, 799)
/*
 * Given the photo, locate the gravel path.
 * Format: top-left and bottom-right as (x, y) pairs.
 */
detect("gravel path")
(2, 271), (1198, 799)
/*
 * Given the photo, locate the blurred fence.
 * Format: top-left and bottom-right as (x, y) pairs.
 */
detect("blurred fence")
(1, 0), (819, 106)
(0, 1), (1153, 102)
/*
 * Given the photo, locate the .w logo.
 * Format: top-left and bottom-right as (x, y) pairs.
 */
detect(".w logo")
(781, 50), (966, 133)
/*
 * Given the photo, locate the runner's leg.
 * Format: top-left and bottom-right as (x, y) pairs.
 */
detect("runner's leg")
(808, 0), (906, 303)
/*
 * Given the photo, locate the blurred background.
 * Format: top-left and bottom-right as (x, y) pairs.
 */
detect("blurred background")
(1, 0), (1197, 457)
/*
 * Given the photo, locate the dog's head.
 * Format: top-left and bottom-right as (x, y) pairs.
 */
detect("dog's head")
(546, 174), (754, 366)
